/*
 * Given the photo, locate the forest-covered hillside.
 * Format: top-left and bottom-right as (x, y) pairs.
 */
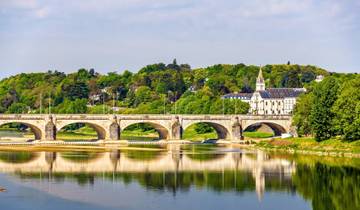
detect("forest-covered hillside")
(0, 60), (329, 114)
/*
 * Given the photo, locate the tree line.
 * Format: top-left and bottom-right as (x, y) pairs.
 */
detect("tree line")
(293, 73), (360, 141)
(0, 60), (327, 116)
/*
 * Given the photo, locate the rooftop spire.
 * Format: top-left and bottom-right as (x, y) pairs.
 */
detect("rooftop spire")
(256, 66), (265, 91)
(257, 66), (264, 83)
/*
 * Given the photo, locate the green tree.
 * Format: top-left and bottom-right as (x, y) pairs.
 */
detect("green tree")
(6, 103), (28, 114)
(301, 71), (316, 83)
(281, 69), (301, 88)
(293, 93), (314, 136)
(62, 82), (89, 100)
(56, 99), (88, 114)
(332, 77), (360, 141)
(309, 78), (339, 141)
(195, 123), (214, 134)
(134, 86), (153, 106)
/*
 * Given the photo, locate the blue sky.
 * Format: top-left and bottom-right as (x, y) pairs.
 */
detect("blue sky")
(1, 0), (359, 78)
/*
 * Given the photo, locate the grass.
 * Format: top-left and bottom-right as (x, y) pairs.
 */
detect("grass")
(59, 126), (160, 141)
(182, 124), (217, 141)
(56, 132), (97, 141)
(256, 137), (360, 154)
(121, 129), (158, 138)
(121, 125), (220, 141)
(56, 126), (98, 141)
(243, 131), (273, 138)
(120, 128), (159, 141)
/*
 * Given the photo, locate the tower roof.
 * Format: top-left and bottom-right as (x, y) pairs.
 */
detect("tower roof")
(257, 67), (264, 83)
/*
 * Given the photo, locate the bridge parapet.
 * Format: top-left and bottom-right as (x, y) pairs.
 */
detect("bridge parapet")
(0, 114), (294, 141)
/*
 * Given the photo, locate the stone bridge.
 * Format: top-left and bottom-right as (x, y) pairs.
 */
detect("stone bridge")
(0, 114), (294, 141)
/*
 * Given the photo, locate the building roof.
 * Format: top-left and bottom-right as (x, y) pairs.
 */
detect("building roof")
(222, 93), (253, 100)
(256, 67), (265, 83)
(259, 88), (306, 99)
(222, 88), (306, 100)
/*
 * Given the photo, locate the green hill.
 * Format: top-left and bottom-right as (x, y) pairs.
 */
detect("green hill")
(0, 61), (329, 114)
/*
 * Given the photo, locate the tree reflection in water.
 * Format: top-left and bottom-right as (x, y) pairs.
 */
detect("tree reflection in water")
(0, 147), (359, 210)
(0, 151), (39, 164)
(293, 163), (360, 210)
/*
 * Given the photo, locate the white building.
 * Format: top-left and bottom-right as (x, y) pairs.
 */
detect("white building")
(315, 75), (324, 82)
(222, 68), (306, 115)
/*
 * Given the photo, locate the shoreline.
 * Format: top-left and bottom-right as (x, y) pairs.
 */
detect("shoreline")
(256, 146), (360, 158)
(0, 137), (359, 159)
(255, 137), (360, 158)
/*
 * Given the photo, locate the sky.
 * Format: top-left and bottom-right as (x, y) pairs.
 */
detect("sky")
(0, 0), (360, 78)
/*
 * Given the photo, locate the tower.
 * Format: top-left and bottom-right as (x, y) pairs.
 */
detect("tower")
(256, 67), (265, 91)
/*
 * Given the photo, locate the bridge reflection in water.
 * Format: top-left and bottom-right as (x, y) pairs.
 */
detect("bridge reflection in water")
(0, 146), (296, 200)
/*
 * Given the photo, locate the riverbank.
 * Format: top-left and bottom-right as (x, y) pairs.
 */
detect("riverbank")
(2, 129), (360, 158)
(256, 137), (360, 157)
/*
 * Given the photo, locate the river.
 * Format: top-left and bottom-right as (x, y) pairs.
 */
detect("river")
(0, 144), (358, 210)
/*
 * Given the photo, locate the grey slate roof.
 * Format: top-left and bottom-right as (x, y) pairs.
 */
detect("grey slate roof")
(223, 88), (306, 100)
(259, 88), (306, 99)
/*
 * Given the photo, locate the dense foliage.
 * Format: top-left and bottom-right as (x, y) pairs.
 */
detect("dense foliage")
(0, 61), (326, 115)
(293, 73), (360, 141)
(309, 77), (339, 141)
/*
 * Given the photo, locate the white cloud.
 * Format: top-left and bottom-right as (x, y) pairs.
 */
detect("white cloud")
(232, 0), (312, 18)
(0, 0), (38, 9)
(1, 0), (360, 74)
(33, 6), (50, 18)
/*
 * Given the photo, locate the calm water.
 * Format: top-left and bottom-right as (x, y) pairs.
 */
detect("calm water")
(0, 144), (359, 210)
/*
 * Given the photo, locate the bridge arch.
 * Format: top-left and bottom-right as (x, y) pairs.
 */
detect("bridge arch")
(182, 121), (231, 140)
(243, 122), (287, 136)
(57, 122), (107, 140)
(120, 122), (170, 140)
(0, 122), (43, 140)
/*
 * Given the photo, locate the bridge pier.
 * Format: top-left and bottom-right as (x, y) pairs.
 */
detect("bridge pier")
(231, 117), (243, 142)
(171, 116), (182, 140)
(45, 115), (56, 141)
(109, 122), (120, 140)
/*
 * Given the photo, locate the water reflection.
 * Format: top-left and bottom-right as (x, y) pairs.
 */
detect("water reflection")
(0, 146), (358, 210)
(61, 151), (101, 162)
(0, 146), (294, 199)
(293, 163), (360, 210)
(0, 151), (39, 163)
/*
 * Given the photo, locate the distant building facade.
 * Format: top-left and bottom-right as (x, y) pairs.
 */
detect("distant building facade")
(222, 68), (306, 115)
(315, 75), (324, 82)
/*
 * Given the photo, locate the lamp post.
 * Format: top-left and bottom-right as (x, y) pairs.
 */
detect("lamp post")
(40, 92), (43, 114)
(174, 91), (177, 115)
(103, 92), (105, 114)
(222, 98), (225, 115)
(168, 90), (172, 114)
(48, 92), (51, 115)
(112, 93), (115, 113)
(235, 99), (237, 115)
(163, 94), (166, 115)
